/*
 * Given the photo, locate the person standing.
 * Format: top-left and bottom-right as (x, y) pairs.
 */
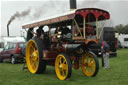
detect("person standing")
(26, 28), (35, 41)
(36, 27), (44, 39)
(102, 41), (110, 69)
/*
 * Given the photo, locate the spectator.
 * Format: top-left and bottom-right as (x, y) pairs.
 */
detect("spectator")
(36, 26), (44, 39)
(101, 41), (110, 69)
(26, 28), (35, 41)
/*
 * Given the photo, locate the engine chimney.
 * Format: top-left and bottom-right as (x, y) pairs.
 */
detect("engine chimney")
(70, 0), (77, 10)
(7, 24), (10, 37)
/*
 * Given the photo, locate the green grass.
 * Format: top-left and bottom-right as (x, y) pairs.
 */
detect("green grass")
(0, 49), (128, 85)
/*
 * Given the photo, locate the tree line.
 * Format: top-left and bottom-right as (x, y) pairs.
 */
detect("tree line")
(114, 24), (128, 34)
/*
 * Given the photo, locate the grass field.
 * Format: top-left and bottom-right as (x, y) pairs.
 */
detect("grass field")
(0, 49), (128, 85)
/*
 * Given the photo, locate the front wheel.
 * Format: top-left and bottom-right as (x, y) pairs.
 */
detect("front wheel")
(81, 51), (99, 77)
(55, 53), (72, 80)
(26, 38), (46, 74)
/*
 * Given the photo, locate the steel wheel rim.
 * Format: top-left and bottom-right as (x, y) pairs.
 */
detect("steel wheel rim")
(26, 40), (39, 74)
(55, 54), (68, 80)
(81, 53), (96, 77)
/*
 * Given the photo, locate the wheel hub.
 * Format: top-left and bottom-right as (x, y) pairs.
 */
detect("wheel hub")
(31, 51), (38, 61)
(88, 61), (93, 67)
(59, 64), (62, 69)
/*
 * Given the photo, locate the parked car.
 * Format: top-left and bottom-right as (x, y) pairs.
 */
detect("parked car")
(0, 42), (4, 52)
(89, 27), (117, 57)
(0, 42), (26, 64)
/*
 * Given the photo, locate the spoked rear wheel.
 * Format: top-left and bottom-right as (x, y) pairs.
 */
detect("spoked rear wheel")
(26, 38), (46, 74)
(81, 52), (99, 77)
(55, 53), (72, 80)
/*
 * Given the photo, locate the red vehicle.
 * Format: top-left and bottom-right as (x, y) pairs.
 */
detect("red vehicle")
(0, 42), (26, 64)
(22, 8), (110, 80)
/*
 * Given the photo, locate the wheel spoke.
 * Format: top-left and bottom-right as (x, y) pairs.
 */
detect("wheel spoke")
(59, 68), (64, 76)
(91, 61), (94, 65)
(88, 67), (92, 73)
(35, 61), (38, 67)
(34, 47), (36, 52)
(63, 59), (66, 64)
(62, 70), (65, 76)
(88, 56), (91, 62)
(29, 47), (33, 55)
(31, 61), (36, 69)
(62, 64), (68, 70)
(32, 60), (38, 69)
(90, 56), (93, 60)
(85, 55), (88, 61)
(82, 63), (88, 67)
(30, 44), (35, 51)
(30, 55), (33, 60)
(59, 57), (63, 64)
(30, 56), (34, 63)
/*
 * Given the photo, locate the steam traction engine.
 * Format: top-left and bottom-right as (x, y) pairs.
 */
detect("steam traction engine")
(22, 8), (110, 80)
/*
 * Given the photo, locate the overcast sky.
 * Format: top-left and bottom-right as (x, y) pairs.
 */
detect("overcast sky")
(0, 0), (128, 37)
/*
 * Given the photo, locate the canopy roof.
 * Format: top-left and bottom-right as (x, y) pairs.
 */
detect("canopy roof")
(22, 8), (110, 29)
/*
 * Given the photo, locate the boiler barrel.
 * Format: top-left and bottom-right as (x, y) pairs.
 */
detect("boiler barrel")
(63, 44), (81, 52)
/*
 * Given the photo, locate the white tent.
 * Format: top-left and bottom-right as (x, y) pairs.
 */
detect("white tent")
(0, 36), (25, 47)
(118, 34), (128, 48)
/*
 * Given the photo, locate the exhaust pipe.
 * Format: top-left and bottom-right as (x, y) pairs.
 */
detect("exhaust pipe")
(7, 24), (9, 37)
(70, 0), (77, 10)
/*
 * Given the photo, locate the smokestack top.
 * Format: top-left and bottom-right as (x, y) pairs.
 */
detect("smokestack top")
(70, 0), (77, 10)
(7, 8), (31, 37)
